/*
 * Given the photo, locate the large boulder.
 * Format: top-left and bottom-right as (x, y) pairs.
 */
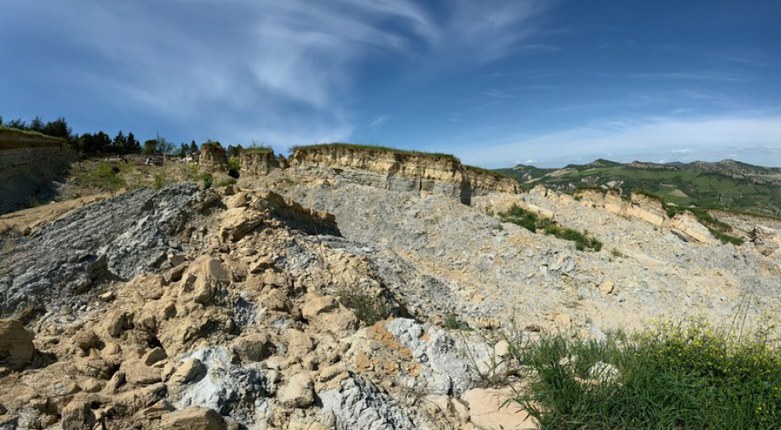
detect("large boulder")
(0, 319), (34, 370)
(160, 407), (227, 430)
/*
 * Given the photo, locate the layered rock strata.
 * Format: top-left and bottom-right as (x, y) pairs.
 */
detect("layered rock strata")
(0, 130), (74, 214)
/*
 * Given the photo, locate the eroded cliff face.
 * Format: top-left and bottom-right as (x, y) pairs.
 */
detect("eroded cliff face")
(464, 166), (518, 196)
(286, 145), (520, 204)
(290, 146), (472, 202)
(239, 150), (279, 177)
(199, 144), (228, 172)
(0, 131), (75, 214)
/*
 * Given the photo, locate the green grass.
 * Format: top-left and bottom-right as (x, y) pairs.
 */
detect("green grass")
(291, 143), (459, 161)
(516, 319), (781, 429)
(0, 126), (66, 141)
(499, 205), (602, 251)
(80, 162), (126, 191)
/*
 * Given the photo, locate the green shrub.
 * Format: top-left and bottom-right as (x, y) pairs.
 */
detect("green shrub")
(516, 319), (781, 429)
(228, 156), (241, 173)
(337, 289), (393, 325)
(201, 172), (214, 189)
(153, 172), (167, 190)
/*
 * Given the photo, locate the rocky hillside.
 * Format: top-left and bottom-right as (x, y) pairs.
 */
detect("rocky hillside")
(496, 159), (781, 218)
(0, 145), (780, 429)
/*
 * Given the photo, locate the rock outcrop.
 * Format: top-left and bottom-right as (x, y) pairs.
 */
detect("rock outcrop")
(239, 149), (280, 177)
(199, 143), (229, 172)
(464, 165), (518, 196)
(571, 188), (715, 243)
(0, 319), (35, 370)
(0, 130), (75, 214)
(290, 144), (474, 203)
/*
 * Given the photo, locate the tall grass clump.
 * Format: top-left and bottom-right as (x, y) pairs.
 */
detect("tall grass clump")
(515, 319), (781, 429)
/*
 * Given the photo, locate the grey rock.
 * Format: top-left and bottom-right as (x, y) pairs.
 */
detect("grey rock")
(319, 375), (416, 430)
(0, 184), (203, 317)
(384, 318), (487, 396)
(176, 347), (269, 427)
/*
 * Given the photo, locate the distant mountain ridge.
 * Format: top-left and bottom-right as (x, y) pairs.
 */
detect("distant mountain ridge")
(495, 159), (781, 218)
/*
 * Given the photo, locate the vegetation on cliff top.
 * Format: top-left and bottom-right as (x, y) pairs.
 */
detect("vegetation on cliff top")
(0, 126), (67, 142)
(291, 142), (459, 161)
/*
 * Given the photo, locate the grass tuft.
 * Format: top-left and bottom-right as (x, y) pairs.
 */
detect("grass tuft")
(337, 288), (393, 325)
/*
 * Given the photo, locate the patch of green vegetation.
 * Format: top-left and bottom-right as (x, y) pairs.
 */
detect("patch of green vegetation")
(228, 157), (241, 178)
(516, 319), (781, 429)
(80, 162), (126, 191)
(242, 145), (274, 154)
(337, 288), (393, 325)
(444, 312), (472, 331)
(201, 172), (214, 189)
(292, 143), (459, 161)
(499, 205), (602, 251)
(0, 126), (66, 142)
(153, 172), (167, 190)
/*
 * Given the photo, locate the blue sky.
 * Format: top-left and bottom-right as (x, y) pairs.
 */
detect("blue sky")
(1, 1), (780, 167)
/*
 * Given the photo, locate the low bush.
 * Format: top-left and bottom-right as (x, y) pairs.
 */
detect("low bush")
(515, 319), (781, 429)
(201, 172), (214, 189)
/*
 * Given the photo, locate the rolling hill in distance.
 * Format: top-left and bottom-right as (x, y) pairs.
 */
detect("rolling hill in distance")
(495, 159), (781, 219)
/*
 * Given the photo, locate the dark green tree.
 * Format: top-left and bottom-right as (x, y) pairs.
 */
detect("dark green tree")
(126, 132), (141, 153)
(113, 131), (127, 153)
(189, 140), (198, 154)
(7, 118), (26, 129)
(81, 131), (111, 154)
(42, 117), (72, 140)
(143, 139), (159, 155)
(29, 116), (44, 132)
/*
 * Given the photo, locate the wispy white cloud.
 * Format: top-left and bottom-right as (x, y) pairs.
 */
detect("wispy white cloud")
(626, 71), (753, 83)
(368, 115), (390, 131)
(484, 89), (516, 99)
(3, 0), (552, 145)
